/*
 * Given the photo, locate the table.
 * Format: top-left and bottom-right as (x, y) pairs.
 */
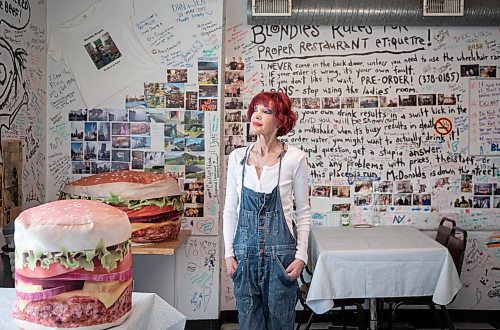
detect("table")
(0, 288), (186, 330)
(306, 226), (462, 330)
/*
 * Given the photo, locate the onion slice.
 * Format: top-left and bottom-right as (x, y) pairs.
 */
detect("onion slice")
(16, 283), (80, 301)
(16, 267), (132, 284)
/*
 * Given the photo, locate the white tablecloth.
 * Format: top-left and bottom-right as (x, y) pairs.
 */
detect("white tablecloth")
(0, 288), (186, 330)
(306, 226), (462, 314)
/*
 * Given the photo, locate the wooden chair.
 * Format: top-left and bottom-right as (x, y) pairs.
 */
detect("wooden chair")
(385, 227), (468, 330)
(435, 217), (456, 246)
(296, 265), (366, 330)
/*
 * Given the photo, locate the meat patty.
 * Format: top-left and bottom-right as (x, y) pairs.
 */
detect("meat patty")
(13, 285), (132, 328)
(131, 220), (181, 243)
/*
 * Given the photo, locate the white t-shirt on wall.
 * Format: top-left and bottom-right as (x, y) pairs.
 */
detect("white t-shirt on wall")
(48, 0), (159, 108)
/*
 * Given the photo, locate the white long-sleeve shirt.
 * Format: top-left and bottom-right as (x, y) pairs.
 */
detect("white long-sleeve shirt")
(223, 144), (311, 264)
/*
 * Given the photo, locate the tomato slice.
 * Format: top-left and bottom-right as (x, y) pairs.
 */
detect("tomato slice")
(16, 252), (132, 279)
(114, 205), (175, 219)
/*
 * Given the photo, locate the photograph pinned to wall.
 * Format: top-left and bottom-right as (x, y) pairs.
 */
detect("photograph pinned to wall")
(146, 109), (166, 123)
(474, 183), (493, 195)
(163, 83), (185, 108)
(199, 60), (218, 71)
(473, 196), (491, 208)
(322, 97), (340, 109)
(494, 196), (500, 208)
(290, 97), (302, 110)
(399, 95), (417, 106)
(303, 97), (321, 109)
(165, 165), (185, 187)
(125, 95), (146, 109)
(72, 161), (93, 175)
(166, 110), (182, 122)
(418, 94), (436, 106)
(129, 108), (149, 122)
(375, 193), (392, 206)
(184, 203), (204, 217)
(145, 94), (165, 108)
(69, 109), (87, 121)
(167, 69), (188, 83)
(225, 71), (244, 84)
(460, 64), (479, 77)
(112, 122), (130, 136)
(84, 32), (121, 70)
(165, 151), (184, 166)
(225, 57), (238, 70)
(170, 137), (185, 151)
(184, 187), (204, 204)
(145, 83), (166, 97)
(108, 109), (128, 121)
(131, 150), (144, 170)
(185, 152), (205, 166)
(374, 180), (393, 193)
(332, 203), (351, 212)
(84, 122), (98, 141)
(112, 136), (131, 149)
(184, 111), (204, 138)
(111, 149), (130, 162)
(394, 193), (411, 206)
(479, 65), (496, 77)
(71, 122), (84, 141)
(186, 138), (205, 152)
(413, 179), (429, 193)
(200, 85), (218, 98)
(379, 96), (398, 107)
(311, 185), (331, 197)
(186, 91), (198, 110)
(453, 195), (472, 208)
(96, 161), (111, 173)
(224, 83), (241, 98)
(164, 124), (183, 138)
(2, 140), (22, 214)
(131, 122), (150, 135)
(84, 142), (98, 161)
(332, 185), (350, 198)
(186, 164), (205, 180)
(225, 97), (243, 110)
(354, 194), (372, 206)
(494, 183), (500, 195)
(359, 96), (379, 108)
(224, 136), (236, 155)
(225, 123), (243, 136)
(437, 94), (457, 105)
(433, 177), (451, 190)
(224, 110), (241, 122)
(97, 142), (110, 161)
(460, 174), (473, 192)
(341, 96), (359, 109)
(395, 180), (412, 193)
(131, 136), (151, 150)
(199, 70), (218, 85)
(88, 108), (109, 121)
(354, 181), (373, 194)
(144, 151), (165, 171)
(71, 143), (83, 161)
(199, 98), (218, 111)
(111, 162), (130, 172)
(97, 122), (110, 141)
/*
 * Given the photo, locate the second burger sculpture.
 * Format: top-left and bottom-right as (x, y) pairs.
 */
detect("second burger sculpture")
(60, 171), (184, 243)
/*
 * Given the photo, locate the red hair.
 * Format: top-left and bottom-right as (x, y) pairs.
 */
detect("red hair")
(247, 92), (297, 136)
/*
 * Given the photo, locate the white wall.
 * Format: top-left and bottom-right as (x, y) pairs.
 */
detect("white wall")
(223, 0), (500, 310)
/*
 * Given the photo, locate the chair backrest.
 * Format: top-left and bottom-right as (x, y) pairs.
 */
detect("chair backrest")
(435, 217), (456, 246)
(446, 227), (467, 276)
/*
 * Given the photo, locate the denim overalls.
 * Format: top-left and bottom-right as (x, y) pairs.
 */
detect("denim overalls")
(231, 146), (298, 330)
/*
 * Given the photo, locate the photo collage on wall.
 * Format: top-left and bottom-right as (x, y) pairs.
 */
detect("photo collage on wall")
(69, 59), (219, 218)
(223, 56), (251, 156)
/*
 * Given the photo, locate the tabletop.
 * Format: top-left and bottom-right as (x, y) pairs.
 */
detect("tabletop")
(306, 225), (462, 314)
(0, 288), (186, 330)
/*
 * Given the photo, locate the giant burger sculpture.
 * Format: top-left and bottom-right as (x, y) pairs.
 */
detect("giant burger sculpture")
(13, 199), (132, 329)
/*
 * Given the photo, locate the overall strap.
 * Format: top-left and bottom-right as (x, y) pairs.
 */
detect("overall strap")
(240, 146), (251, 189)
(277, 142), (285, 188)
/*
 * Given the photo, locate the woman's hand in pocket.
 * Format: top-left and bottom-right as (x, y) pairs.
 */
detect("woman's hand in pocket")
(226, 256), (238, 277)
(285, 258), (304, 280)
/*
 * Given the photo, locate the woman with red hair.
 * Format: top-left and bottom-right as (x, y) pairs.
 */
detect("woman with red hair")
(223, 92), (311, 329)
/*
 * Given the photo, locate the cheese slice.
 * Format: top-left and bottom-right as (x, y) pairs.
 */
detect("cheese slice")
(16, 278), (132, 311)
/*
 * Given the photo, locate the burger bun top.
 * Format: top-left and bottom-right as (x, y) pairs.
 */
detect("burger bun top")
(15, 200), (131, 253)
(61, 171), (181, 200)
